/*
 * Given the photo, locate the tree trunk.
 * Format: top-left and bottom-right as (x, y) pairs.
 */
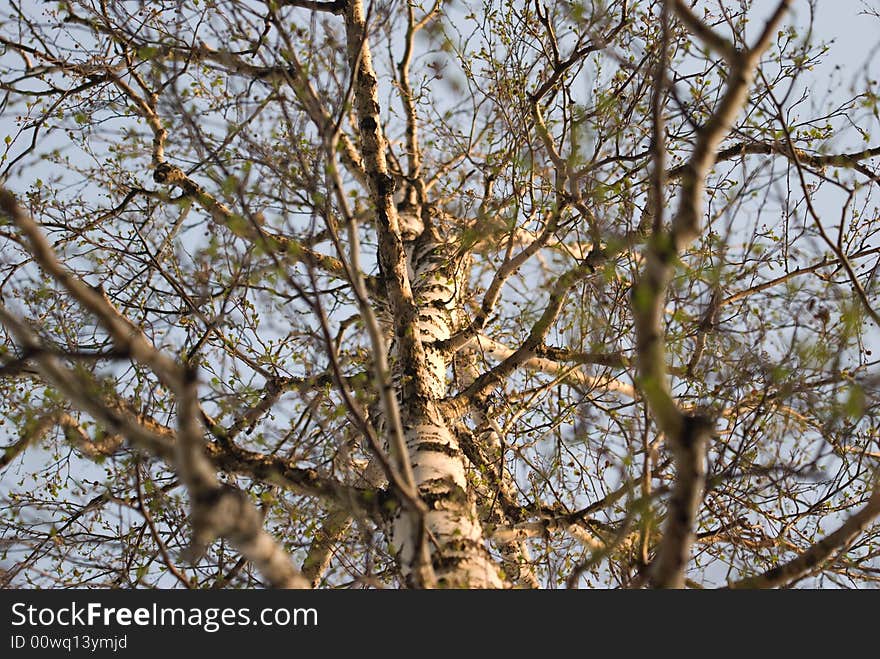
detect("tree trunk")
(390, 212), (503, 587)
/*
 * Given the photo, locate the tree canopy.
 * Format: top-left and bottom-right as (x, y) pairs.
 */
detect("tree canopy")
(1, 0), (880, 589)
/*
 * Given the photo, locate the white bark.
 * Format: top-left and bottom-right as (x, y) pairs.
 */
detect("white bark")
(342, 0), (501, 587)
(392, 219), (504, 587)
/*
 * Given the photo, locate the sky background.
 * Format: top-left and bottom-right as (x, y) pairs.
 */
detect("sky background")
(2, 1), (880, 587)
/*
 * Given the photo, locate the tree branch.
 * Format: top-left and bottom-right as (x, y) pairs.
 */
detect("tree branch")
(726, 489), (880, 588)
(631, 0), (793, 589)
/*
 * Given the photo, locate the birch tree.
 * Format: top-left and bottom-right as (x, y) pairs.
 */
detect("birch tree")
(2, 0), (880, 589)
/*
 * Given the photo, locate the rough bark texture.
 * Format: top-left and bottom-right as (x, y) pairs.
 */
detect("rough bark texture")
(343, 1), (501, 587)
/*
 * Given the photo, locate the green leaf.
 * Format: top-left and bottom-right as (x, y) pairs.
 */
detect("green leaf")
(844, 384), (865, 419)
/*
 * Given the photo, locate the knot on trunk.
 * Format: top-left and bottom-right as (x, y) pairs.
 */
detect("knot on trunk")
(681, 414), (714, 446)
(153, 162), (188, 186)
(674, 414), (715, 460)
(375, 173), (396, 197)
